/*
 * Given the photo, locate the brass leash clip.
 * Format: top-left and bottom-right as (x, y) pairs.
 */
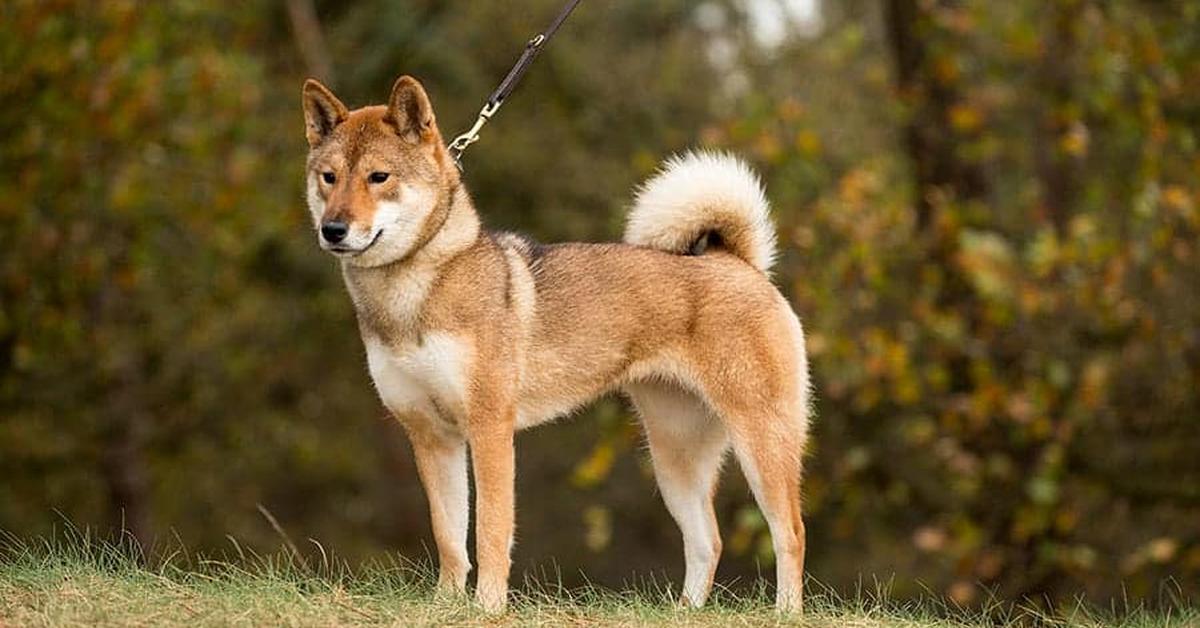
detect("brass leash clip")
(448, 100), (501, 169)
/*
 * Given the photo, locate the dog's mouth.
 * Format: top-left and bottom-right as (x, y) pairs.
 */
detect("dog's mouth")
(327, 229), (384, 257)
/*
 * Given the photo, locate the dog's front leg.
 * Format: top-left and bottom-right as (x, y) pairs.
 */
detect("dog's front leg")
(467, 415), (516, 613)
(407, 426), (471, 595)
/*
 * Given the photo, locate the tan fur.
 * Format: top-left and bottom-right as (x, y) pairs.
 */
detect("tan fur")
(302, 76), (811, 613)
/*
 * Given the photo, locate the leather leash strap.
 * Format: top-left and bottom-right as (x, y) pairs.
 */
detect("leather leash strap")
(447, 0), (584, 167)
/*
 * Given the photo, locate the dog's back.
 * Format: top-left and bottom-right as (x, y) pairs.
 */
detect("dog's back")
(498, 153), (808, 434)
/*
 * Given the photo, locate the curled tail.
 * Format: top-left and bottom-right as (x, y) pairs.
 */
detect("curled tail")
(625, 151), (777, 273)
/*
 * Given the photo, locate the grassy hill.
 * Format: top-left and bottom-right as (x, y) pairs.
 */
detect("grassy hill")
(1, 535), (1195, 627)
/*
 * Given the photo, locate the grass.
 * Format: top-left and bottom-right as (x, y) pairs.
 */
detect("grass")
(0, 531), (1196, 627)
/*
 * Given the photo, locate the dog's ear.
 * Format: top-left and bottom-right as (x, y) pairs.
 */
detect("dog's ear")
(302, 79), (349, 147)
(386, 75), (437, 144)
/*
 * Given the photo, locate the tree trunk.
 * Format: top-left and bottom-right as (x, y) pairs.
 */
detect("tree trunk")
(884, 0), (988, 232)
(93, 272), (154, 551)
(1034, 0), (1083, 234)
(286, 0), (335, 86)
(100, 408), (152, 549)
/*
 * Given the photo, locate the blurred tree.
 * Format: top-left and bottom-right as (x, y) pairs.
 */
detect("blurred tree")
(885, 0), (988, 229)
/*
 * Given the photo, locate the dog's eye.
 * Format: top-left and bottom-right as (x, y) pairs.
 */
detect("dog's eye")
(368, 172), (390, 184)
(321, 172), (336, 184)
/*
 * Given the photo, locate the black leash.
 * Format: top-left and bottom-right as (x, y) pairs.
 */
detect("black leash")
(447, 0), (584, 167)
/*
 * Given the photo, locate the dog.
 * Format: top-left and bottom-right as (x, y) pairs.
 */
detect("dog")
(301, 75), (811, 612)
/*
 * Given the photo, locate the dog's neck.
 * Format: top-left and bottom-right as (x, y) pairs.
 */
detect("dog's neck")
(341, 181), (481, 344)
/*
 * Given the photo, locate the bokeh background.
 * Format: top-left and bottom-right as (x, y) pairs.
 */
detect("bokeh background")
(2, 0), (1198, 609)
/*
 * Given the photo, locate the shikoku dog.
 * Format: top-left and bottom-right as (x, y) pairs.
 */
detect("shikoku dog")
(301, 75), (811, 612)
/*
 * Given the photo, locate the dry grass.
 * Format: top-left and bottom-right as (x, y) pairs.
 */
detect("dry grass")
(0, 532), (1195, 627)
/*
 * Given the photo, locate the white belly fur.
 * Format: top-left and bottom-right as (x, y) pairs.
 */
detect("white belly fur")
(365, 335), (708, 434)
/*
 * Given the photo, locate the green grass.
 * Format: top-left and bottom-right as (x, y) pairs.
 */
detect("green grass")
(0, 532), (1195, 627)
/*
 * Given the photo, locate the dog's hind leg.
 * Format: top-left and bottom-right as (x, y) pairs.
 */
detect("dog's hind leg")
(626, 381), (728, 608)
(723, 406), (807, 612)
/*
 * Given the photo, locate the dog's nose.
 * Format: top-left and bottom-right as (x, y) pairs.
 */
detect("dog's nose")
(321, 221), (349, 244)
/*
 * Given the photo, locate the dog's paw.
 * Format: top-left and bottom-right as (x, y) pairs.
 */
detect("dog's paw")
(774, 592), (803, 614)
(433, 581), (467, 600)
(434, 568), (468, 598)
(474, 583), (508, 614)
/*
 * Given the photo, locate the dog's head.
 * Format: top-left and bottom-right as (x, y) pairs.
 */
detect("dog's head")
(301, 76), (457, 267)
